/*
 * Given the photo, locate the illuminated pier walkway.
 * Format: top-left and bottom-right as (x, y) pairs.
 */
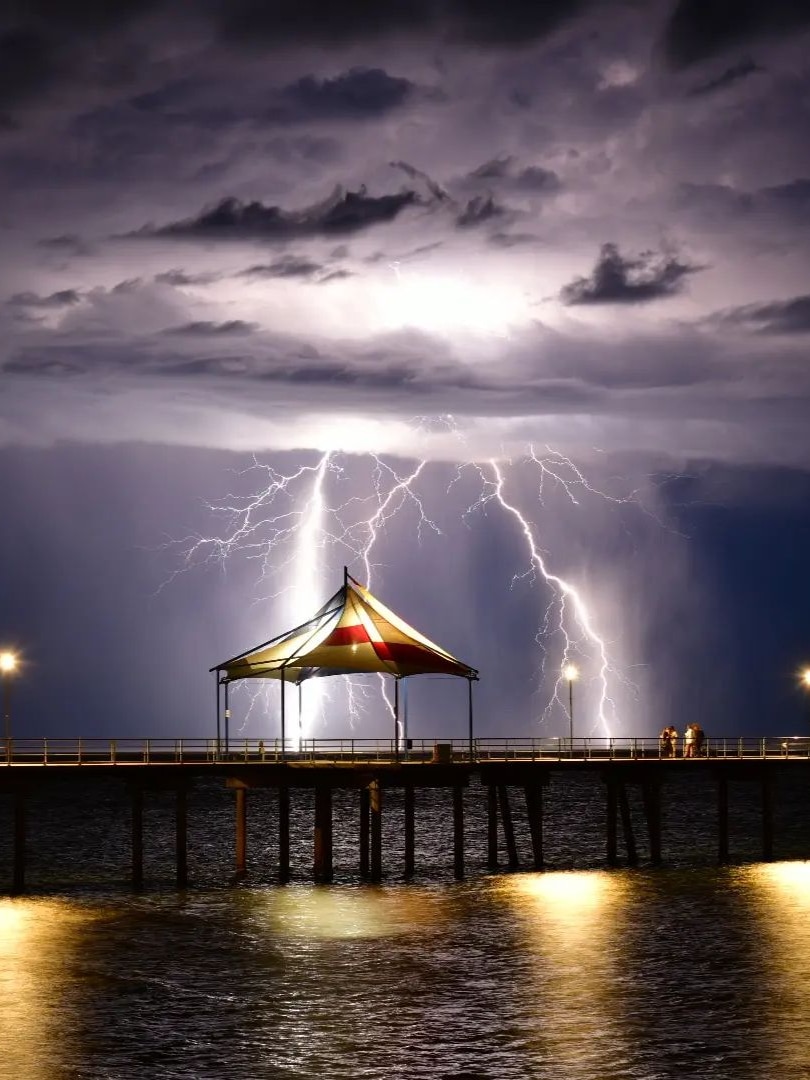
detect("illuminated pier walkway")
(1, 736), (808, 892)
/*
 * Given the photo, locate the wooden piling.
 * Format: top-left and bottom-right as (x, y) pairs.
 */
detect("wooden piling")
(359, 786), (370, 879)
(717, 772), (729, 864)
(618, 782), (638, 866)
(606, 775), (618, 867)
(642, 780), (662, 867)
(12, 789), (25, 894)
(235, 787), (247, 876)
(453, 785), (465, 880)
(314, 785), (333, 883)
(524, 785), (544, 870)
(761, 768), (774, 862)
(176, 788), (188, 888)
(404, 783), (415, 879)
(487, 784), (499, 871)
(497, 785), (519, 870)
(370, 780), (383, 882)
(131, 787), (144, 889)
(278, 783), (290, 883)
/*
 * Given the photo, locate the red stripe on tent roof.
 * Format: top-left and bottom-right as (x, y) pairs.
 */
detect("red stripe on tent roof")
(371, 640), (466, 675)
(323, 624), (371, 646)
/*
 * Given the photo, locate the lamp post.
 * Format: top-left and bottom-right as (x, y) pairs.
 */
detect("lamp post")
(1, 652), (18, 744)
(801, 668), (810, 730)
(563, 663), (579, 746)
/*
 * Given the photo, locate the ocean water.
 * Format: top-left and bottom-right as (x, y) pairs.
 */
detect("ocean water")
(2, 771), (810, 1080)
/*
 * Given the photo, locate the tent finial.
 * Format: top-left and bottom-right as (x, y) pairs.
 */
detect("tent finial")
(344, 564), (348, 588)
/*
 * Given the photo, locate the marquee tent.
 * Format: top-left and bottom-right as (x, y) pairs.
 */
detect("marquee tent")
(211, 568), (478, 753)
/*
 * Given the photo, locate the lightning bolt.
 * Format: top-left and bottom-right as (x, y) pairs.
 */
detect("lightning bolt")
(170, 434), (644, 743)
(465, 457), (617, 738)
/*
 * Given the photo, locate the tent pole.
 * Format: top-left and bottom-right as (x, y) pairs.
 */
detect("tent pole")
(402, 678), (408, 759)
(224, 680), (230, 755)
(468, 677), (474, 763)
(280, 667), (286, 761)
(394, 677), (400, 761)
(215, 674), (221, 758)
(298, 681), (302, 751)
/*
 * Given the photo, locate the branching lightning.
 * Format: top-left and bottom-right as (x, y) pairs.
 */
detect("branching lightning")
(170, 431), (647, 742)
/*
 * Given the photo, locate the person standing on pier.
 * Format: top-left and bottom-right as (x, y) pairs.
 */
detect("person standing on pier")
(659, 726), (677, 757)
(684, 724), (696, 758)
(693, 724), (705, 757)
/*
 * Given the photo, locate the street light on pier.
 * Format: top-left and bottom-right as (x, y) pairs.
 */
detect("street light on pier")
(801, 668), (810, 731)
(563, 663), (579, 745)
(1, 651), (19, 744)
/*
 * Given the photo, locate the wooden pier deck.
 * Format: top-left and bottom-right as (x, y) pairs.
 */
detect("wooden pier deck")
(1, 736), (809, 892)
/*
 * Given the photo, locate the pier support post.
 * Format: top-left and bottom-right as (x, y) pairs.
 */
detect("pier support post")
(359, 786), (370, 879)
(176, 788), (188, 888)
(761, 768), (774, 862)
(641, 780), (662, 867)
(717, 772), (729, 864)
(370, 780), (383, 883)
(618, 782), (638, 866)
(487, 784), (498, 871)
(314, 785), (333, 883)
(453, 785), (465, 880)
(404, 783), (415, 879)
(497, 785), (519, 870)
(606, 775), (618, 867)
(131, 787), (144, 889)
(524, 785), (544, 870)
(278, 784), (290, 884)
(235, 787), (247, 877)
(12, 789), (25, 894)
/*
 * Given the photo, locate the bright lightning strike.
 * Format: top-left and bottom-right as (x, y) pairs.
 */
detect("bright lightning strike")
(171, 434), (646, 742)
(468, 458), (617, 738)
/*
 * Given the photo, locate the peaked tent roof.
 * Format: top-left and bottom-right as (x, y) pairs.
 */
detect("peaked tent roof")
(213, 573), (478, 684)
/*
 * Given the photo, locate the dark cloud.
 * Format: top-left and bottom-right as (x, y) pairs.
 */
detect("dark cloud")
(716, 295), (810, 334)
(236, 256), (324, 281)
(163, 320), (258, 336)
(456, 195), (506, 228)
(318, 269), (353, 283)
(390, 161), (451, 202)
(688, 57), (763, 97)
(470, 156), (513, 180)
(154, 269), (221, 287)
(140, 186), (419, 242)
(513, 165), (562, 193)
(270, 68), (416, 123)
(0, 27), (64, 108)
(5, 0), (163, 34)
(663, 0), (810, 68)
(464, 157), (561, 195)
(219, 0), (594, 48)
(560, 243), (702, 305)
(8, 289), (81, 308)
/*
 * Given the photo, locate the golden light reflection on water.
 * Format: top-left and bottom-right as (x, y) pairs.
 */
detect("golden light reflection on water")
(252, 885), (449, 940)
(734, 862), (810, 1076)
(0, 899), (104, 1080)
(492, 871), (633, 1073)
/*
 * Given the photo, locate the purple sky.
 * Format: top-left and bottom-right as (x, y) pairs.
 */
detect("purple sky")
(1, 0), (809, 741)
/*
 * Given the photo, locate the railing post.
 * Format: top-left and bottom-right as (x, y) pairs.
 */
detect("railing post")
(78, 737), (83, 765)
(145, 739), (151, 764)
(43, 738), (48, 765)
(111, 740), (117, 764)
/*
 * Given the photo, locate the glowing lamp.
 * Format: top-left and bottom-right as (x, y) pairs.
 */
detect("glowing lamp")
(563, 663), (579, 682)
(801, 668), (810, 689)
(0, 652), (17, 674)
(1, 650), (18, 743)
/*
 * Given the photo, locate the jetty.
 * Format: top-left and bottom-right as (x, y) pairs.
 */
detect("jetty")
(1, 735), (808, 892)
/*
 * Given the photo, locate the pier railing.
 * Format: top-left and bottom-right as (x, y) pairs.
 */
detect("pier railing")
(3, 735), (810, 766)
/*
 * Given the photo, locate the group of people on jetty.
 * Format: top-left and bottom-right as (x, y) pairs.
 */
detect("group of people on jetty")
(659, 723), (705, 758)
